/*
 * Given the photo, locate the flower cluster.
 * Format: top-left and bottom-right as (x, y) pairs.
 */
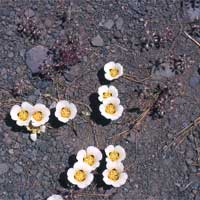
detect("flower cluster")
(103, 145), (128, 187)
(67, 145), (127, 189)
(10, 100), (77, 141)
(98, 62), (124, 121)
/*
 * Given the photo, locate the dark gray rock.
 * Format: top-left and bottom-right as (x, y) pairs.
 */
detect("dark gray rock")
(26, 45), (51, 74)
(151, 63), (175, 79)
(25, 8), (35, 18)
(116, 17), (124, 30)
(13, 164), (23, 174)
(8, 52), (14, 58)
(104, 19), (114, 29)
(195, 194), (200, 200)
(189, 75), (199, 88)
(0, 163), (9, 175)
(91, 35), (104, 47)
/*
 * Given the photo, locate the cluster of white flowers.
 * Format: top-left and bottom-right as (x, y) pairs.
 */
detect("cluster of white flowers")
(66, 145), (127, 190)
(10, 100), (77, 141)
(103, 145), (128, 187)
(98, 62), (124, 120)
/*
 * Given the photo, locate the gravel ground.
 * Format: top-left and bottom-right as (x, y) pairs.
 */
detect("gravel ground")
(0, 0), (200, 200)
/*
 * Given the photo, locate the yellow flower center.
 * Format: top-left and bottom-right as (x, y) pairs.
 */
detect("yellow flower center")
(18, 110), (29, 121)
(109, 67), (119, 77)
(109, 151), (120, 161)
(103, 91), (112, 99)
(61, 107), (71, 118)
(83, 155), (95, 166)
(74, 170), (86, 182)
(108, 169), (120, 181)
(26, 124), (40, 134)
(105, 103), (116, 114)
(32, 111), (43, 121)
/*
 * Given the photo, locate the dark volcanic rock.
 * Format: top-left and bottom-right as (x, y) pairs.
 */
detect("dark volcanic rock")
(26, 45), (51, 74)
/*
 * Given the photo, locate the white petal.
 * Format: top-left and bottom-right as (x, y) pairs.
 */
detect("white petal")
(30, 133), (37, 142)
(105, 145), (115, 157)
(115, 145), (126, 161)
(87, 146), (102, 161)
(77, 172), (94, 188)
(106, 162), (124, 172)
(40, 125), (46, 133)
(109, 85), (118, 97)
(105, 72), (113, 81)
(118, 172), (128, 186)
(16, 119), (30, 127)
(98, 85), (109, 95)
(67, 168), (78, 185)
(76, 150), (86, 162)
(69, 103), (77, 120)
(73, 162), (92, 172)
(104, 61), (116, 73)
(21, 102), (33, 112)
(47, 194), (64, 200)
(99, 104), (105, 114)
(115, 63), (124, 77)
(10, 105), (21, 121)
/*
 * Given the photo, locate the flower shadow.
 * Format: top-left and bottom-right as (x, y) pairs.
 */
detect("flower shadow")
(4, 113), (27, 133)
(48, 108), (65, 128)
(58, 154), (77, 190)
(89, 93), (110, 126)
(94, 150), (112, 190)
(97, 68), (110, 85)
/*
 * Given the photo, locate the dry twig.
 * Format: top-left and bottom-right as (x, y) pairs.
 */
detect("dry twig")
(166, 116), (200, 150)
(112, 94), (159, 142)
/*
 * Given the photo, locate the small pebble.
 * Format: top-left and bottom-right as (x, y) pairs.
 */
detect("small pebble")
(0, 163), (9, 175)
(91, 35), (104, 47)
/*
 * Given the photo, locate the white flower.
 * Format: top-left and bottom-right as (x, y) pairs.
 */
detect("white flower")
(27, 124), (46, 141)
(99, 97), (123, 120)
(10, 102), (33, 126)
(55, 100), (77, 123)
(102, 162), (128, 187)
(47, 194), (64, 200)
(105, 145), (126, 163)
(76, 146), (102, 170)
(67, 162), (94, 189)
(104, 61), (123, 81)
(98, 85), (118, 102)
(31, 104), (50, 127)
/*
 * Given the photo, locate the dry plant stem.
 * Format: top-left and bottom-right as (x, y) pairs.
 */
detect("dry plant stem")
(123, 73), (151, 84)
(112, 106), (151, 142)
(112, 94), (159, 142)
(167, 116), (200, 149)
(43, 94), (59, 102)
(184, 31), (200, 48)
(72, 100), (92, 112)
(72, 192), (112, 198)
(90, 121), (99, 148)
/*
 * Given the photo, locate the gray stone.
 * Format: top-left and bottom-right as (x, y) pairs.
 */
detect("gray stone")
(195, 194), (200, 200)
(0, 163), (9, 175)
(116, 17), (124, 30)
(13, 164), (23, 174)
(103, 19), (114, 29)
(26, 45), (51, 74)
(25, 8), (35, 18)
(20, 49), (26, 58)
(7, 30), (13, 36)
(8, 52), (14, 58)
(91, 35), (104, 47)
(189, 75), (199, 88)
(151, 63), (175, 79)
